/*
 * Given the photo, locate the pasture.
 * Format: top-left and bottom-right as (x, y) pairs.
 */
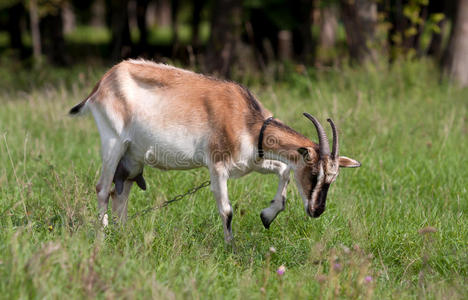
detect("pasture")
(0, 61), (466, 299)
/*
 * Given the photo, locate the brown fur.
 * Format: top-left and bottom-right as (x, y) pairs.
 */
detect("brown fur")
(119, 60), (268, 161)
(260, 120), (317, 164)
(84, 60), (318, 162)
(128, 64), (169, 88)
(89, 64), (132, 126)
(86, 79), (101, 101)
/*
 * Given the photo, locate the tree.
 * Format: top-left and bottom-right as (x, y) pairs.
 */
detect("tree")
(29, 0), (42, 63)
(40, 1), (67, 65)
(317, 3), (339, 63)
(6, 2), (27, 58)
(340, 0), (378, 63)
(191, 0), (205, 48)
(204, 0), (242, 77)
(290, 0), (315, 64)
(442, 0), (468, 86)
(136, 0), (150, 54)
(247, 7), (280, 66)
(386, 0), (430, 59)
(171, 0), (180, 54)
(319, 4), (338, 50)
(107, 0), (132, 61)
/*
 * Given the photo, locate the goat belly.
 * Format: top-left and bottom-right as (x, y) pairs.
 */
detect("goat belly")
(142, 143), (207, 170)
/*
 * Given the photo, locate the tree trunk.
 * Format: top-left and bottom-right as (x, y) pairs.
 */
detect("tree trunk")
(248, 8), (280, 65)
(29, 0), (42, 63)
(7, 3), (26, 58)
(442, 0), (468, 86)
(108, 0), (132, 61)
(205, 0), (242, 77)
(319, 4), (338, 50)
(171, 0), (180, 54)
(91, 0), (106, 27)
(340, 0), (378, 63)
(191, 0), (204, 48)
(290, 0), (315, 64)
(278, 30), (293, 61)
(136, 0), (149, 53)
(40, 4), (67, 65)
(155, 0), (171, 27)
(62, 1), (76, 34)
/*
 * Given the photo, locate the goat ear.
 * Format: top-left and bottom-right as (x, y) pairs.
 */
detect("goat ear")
(338, 156), (361, 168)
(297, 147), (311, 161)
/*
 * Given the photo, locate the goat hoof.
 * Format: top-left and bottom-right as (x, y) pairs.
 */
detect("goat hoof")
(101, 213), (109, 227)
(260, 211), (271, 229)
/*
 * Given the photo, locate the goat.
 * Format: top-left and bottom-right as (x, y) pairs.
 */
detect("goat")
(69, 59), (361, 243)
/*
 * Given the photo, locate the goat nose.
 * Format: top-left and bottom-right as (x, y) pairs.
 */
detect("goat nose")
(312, 207), (325, 218)
(307, 204), (325, 218)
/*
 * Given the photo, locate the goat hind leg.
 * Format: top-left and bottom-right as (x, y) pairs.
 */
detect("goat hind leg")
(96, 138), (127, 226)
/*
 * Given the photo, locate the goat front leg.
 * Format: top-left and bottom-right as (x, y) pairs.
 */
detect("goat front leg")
(210, 164), (234, 244)
(254, 160), (291, 229)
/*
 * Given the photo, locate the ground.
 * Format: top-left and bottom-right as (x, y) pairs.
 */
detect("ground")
(0, 60), (466, 299)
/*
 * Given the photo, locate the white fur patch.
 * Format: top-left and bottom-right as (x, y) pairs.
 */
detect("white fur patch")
(310, 165), (325, 207)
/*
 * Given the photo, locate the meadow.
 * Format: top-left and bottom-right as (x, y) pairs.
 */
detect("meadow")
(0, 60), (466, 299)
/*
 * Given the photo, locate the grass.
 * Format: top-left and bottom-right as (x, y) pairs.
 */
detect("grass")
(0, 60), (467, 299)
(63, 23), (210, 46)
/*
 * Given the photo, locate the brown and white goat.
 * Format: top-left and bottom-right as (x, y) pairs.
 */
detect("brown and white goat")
(69, 59), (360, 243)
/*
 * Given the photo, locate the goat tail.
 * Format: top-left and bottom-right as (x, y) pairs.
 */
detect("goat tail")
(69, 79), (101, 116)
(69, 99), (89, 115)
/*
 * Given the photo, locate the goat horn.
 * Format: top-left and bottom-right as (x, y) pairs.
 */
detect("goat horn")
(303, 113), (330, 157)
(327, 118), (338, 159)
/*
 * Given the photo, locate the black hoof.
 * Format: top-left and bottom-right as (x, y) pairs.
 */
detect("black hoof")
(260, 212), (271, 229)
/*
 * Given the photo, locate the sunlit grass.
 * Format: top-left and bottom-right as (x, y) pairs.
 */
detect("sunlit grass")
(65, 26), (111, 45)
(146, 22), (210, 45)
(0, 60), (466, 299)
(62, 23), (211, 46)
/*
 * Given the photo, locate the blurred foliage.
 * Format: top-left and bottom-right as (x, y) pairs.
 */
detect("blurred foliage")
(0, 0), (464, 82)
(0, 0), (19, 9)
(387, 0), (446, 59)
(244, 0), (297, 30)
(35, 0), (66, 17)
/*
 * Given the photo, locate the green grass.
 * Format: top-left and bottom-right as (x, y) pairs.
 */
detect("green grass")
(0, 60), (467, 299)
(65, 26), (112, 45)
(62, 23), (210, 46)
(146, 23), (211, 45)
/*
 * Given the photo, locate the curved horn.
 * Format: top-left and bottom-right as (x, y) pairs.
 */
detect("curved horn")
(327, 118), (339, 159)
(303, 113), (330, 156)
